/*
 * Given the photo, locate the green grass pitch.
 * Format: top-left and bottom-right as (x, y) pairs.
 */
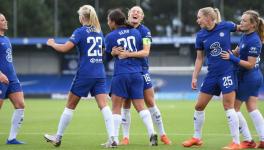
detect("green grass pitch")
(0, 99), (263, 150)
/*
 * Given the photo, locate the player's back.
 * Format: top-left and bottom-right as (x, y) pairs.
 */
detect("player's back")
(105, 26), (142, 75)
(69, 26), (105, 78)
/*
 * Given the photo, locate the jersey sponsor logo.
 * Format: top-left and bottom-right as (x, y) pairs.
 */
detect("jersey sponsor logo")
(6, 48), (12, 62)
(210, 42), (222, 56)
(249, 47), (258, 54)
(219, 32), (225, 37)
(1, 42), (5, 45)
(90, 58), (102, 63)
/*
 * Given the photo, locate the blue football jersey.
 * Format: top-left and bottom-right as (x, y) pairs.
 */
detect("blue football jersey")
(195, 21), (237, 76)
(0, 36), (19, 82)
(69, 25), (105, 78)
(238, 32), (262, 73)
(136, 24), (152, 71)
(105, 26), (143, 75)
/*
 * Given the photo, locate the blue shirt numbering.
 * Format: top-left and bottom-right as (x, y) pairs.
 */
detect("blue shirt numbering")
(105, 26), (143, 75)
(69, 26), (106, 78)
(195, 21), (237, 76)
(0, 36), (18, 82)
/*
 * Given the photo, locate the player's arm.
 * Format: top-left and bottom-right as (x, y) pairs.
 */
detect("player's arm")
(47, 38), (74, 53)
(192, 50), (204, 90)
(221, 51), (256, 69)
(231, 46), (239, 56)
(118, 37), (151, 59)
(0, 71), (9, 84)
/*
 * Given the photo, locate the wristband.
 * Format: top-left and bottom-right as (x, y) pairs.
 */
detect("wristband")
(229, 54), (240, 64)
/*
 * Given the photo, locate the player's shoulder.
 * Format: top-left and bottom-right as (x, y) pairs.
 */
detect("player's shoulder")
(138, 24), (150, 32)
(196, 29), (206, 38)
(247, 32), (262, 45)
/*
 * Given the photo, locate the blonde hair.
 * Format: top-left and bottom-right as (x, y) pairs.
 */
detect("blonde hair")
(128, 6), (144, 18)
(243, 10), (264, 43)
(199, 7), (221, 23)
(77, 5), (101, 32)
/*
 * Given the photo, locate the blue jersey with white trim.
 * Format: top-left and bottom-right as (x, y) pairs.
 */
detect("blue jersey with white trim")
(105, 26), (143, 75)
(69, 25), (105, 78)
(136, 24), (152, 71)
(238, 32), (262, 73)
(0, 36), (18, 82)
(195, 21), (237, 76)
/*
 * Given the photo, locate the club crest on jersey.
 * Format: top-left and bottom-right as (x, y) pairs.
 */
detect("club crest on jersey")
(241, 44), (245, 48)
(210, 42), (222, 56)
(219, 32), (225, 37)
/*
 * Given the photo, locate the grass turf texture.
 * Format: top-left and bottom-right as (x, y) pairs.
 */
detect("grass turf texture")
(0, 99), (263, 150)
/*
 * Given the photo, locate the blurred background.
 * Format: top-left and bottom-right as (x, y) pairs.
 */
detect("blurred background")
(1, 0), (264, 100)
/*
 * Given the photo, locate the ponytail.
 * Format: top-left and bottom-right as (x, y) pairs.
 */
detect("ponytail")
(199, 7), (221, 24)
(257, 18), (264, 43)
(213, 8), (222, 23)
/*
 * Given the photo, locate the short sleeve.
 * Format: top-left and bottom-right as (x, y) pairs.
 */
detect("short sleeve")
(195, 34), (203, 51)
(248, 40), (261, 57)
(69, 29), (81, 45)
(224, 21), (237, 32)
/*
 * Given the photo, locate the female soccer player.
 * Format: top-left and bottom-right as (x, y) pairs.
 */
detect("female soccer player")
(0, 13), (26, 144)
(105, 8), (157, 146)
(111, 6), (171, 145)
(221, 10), (264, 149)
(182, 7), (241, 150)
(44, 5), (116, 148)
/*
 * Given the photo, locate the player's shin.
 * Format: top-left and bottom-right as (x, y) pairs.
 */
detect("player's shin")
(56, 107), (74, 138)
(101, 106), (115, 138)
(226, 109), (240, 144)
(8, 109), (24, 140)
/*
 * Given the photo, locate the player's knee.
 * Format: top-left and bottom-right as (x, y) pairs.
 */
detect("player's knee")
(144, 98), (155, 108)
(195, 105), (205, 111)
(14, 102), (25, 109)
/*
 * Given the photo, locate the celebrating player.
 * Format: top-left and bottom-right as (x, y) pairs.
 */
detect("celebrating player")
(221, 10), (264, 149)
(105, 8), (158, 146)
(44, 5), (116, 148)
(111, 6), (171, 145)
(182, 7), (241, 150)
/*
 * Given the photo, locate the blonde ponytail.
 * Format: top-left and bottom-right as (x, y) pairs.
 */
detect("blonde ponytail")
(77, 5), (101, 32)
(213, 8), (221, 23)
(199, 7), (222, 23)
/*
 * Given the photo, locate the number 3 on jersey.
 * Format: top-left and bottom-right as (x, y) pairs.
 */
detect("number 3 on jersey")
(87, 37), (102, 56)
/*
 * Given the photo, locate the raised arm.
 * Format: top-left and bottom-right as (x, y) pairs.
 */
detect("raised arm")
(47, 38), (75, 53)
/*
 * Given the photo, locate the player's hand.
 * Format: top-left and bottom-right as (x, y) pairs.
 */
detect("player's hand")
(221, 51), (232, 60)
(191, 78), (197, 90)
(111, 46), (124, 56)
(46, 38), (55, 47)
(118, 51), (129, 59)
(0, 72), (9, 84)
